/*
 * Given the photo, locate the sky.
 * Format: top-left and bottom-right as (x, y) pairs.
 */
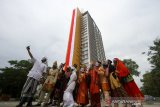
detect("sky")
(0, 0), (160, 87)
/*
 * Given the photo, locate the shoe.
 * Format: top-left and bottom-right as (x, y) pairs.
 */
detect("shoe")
(26, 103), (32, 107)
(26, 97), (33, 107)
(16, 97), (27, 107)
(16, 105), (22, 107)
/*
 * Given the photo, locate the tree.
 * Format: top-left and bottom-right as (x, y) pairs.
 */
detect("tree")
(141, 38), (160, 97)
(147, 38), (160, 70)
(0, 60), (33, 98)
(123, 59), (140, 76)
(141, 71), (160, 96)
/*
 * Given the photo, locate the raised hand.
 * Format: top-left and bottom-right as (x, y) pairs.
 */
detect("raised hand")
(26, 46), (33, 58)
(26, 46), (30, 50)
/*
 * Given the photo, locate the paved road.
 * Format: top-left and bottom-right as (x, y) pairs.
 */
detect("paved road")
(0, 101), (160, 107)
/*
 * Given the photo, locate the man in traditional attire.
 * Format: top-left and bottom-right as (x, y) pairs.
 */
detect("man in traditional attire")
(63, 64), (77, 107)
(98, 61), (111, 107)
(76, 66), (89, 107)
(16, 46), (47, 107)
(34, 61), (59, 106)
(89, 62), (101, 107)
(51, 66), (71, 106)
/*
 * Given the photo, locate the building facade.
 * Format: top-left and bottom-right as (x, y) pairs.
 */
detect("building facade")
(65, 8), (106, 69)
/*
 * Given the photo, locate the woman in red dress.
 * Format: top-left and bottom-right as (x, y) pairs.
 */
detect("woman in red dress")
(76, 67), (89, 107)
(89, 62), (101, 107)
(113, 58), (144, 104)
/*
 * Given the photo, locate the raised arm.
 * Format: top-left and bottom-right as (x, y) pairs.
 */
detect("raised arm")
(26, 46), (33, 59)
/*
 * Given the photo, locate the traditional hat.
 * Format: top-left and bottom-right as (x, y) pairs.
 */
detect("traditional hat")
(41, 57), (48, 64)
(53, 61), (57, 66)
(41, 57), (47, 61)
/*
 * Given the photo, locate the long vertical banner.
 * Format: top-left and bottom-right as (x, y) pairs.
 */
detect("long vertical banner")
(64, 9), (76, 71)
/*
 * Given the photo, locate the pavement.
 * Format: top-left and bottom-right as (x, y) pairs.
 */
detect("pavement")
(0, 101), (160, 107)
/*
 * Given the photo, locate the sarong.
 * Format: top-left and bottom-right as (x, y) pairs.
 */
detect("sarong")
(21, 77), (39, 98)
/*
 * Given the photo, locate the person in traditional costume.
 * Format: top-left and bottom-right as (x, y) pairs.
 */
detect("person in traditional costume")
(52, 64), (71, 106)
(113, 58), (144, 106)
(76, 66), (89, 107)
(63, 64), (78, 107)
(108, 59), (129, 107)
(98, 61), (111, 107)
(16, 46), (47, 107)
(89, 62), (101, 107)
(48, 63), (63, 105)
(34, 61), (59, 106)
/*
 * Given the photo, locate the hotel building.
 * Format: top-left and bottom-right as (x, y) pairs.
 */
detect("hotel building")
(65, 8), (106, 69)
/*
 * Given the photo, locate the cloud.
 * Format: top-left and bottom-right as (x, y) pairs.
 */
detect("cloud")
(0, 0), (160, 87)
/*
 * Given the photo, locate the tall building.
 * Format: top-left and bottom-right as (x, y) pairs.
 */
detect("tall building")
(65, 8), (106, 69)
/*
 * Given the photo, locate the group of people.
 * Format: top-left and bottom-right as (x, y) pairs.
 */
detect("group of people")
(16, 46), (144, 107)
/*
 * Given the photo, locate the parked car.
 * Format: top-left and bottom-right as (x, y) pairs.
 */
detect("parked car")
(144, 95), (156, 101)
